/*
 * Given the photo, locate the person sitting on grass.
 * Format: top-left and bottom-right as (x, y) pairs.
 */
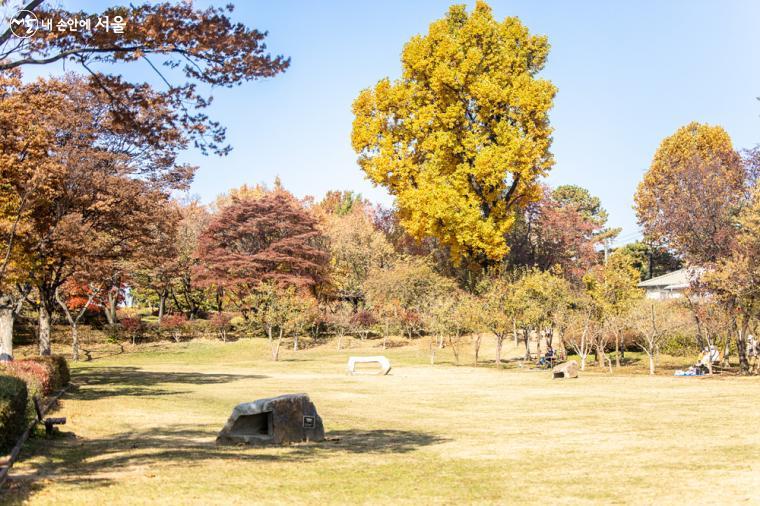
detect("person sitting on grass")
(537, 345), (555, 368)
(699, 345), (719, 367)
(689, 345), (719, 374)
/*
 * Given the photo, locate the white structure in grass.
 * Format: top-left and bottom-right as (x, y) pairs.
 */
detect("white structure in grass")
(347, 356), (391, 375)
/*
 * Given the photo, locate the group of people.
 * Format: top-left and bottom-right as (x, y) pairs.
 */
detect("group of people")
(697, 344), (720, 373)
(675, 344), (720, 376)
(537, 346), (556, 368)
(536, 335), (758, 374)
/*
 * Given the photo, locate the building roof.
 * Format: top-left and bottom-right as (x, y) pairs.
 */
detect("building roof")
(637, 268), (690, 289)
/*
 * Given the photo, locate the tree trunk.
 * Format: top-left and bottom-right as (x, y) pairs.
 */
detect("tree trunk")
(71, 323), (80, 362)
(737, 317), (750, 374)
(620, 336), (626, 360)
(39, 304), (52, 356)
(722, 338), (731, 367)
(55, 287), (96, 362)
(337, 334), (343, 351)
(157, 291), (167, 324)
(104, 296), (116, 325)
(105, 288), (119, 325)
(450, 335), (461, 365)
(648, 351), (655, 375)
(0, 295), (14, 361)
(523, 329), (531, 360)
(557, 330), (567, 360)
(272, 328), (283, 361)
(686, 295), (707, 350)
(474, 334), (481, 366)
(513, 319), (518, 347)
(429, 339), (436, 365)
(215, 287), (224, 314)
(495, 334), (503, 369)
(293, 334), (299, 352)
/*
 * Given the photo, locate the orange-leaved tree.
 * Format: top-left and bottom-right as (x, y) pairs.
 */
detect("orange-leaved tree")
(0, 1), (289, 155)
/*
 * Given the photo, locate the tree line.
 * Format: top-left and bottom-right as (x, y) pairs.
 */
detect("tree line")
(0, 1), (757, 376)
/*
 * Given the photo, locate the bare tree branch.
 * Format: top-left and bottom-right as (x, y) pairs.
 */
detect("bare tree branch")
(0, 0), (46, 47)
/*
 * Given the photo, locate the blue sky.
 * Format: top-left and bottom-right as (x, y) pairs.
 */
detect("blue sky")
(16, 1), (760, 245)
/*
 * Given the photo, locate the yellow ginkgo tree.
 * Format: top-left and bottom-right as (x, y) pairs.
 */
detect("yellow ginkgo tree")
(351, 1), (556, 268)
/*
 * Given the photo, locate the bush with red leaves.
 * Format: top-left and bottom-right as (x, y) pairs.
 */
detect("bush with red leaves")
(161, 314), (188, 342)
(210, 312), (233, 342)
(351, 309), (377, 340)
(1, 359), (54, 398)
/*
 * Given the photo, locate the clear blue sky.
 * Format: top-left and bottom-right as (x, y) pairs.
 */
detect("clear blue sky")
(22, 1), (760, 245)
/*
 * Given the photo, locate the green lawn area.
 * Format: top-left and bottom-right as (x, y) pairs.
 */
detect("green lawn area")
(3, 338), (760, 505)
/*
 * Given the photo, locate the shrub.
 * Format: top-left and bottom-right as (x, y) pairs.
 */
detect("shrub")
(161, 314), (188, 342)
(181, 319), (210, 340)
(120, 316), (146, 345)
(351, 309), (377, 340)
(142, 321), (163, 342)
(27, 355), (70, 390)
(116, 307), (145, 320)
(400, 309), (423, 339)
(0, 356), (70, 432)
(1, 359), (54, 397)
(229, 315), (247, 333)
(0, 375), (28, 453)
(210, 313), (234, 341)
(103, 324), (121, 343)
(660, 331), (700, 357)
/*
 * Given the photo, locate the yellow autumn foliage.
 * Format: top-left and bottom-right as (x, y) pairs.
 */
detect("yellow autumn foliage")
(351, 2), (556, 265)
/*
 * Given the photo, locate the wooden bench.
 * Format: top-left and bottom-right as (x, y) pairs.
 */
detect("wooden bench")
(33, 396), (66, 435)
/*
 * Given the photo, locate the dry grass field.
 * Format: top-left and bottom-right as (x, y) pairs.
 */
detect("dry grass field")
(3, 337), (760, 505)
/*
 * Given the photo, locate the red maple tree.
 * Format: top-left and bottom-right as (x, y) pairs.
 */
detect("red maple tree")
(195, 189), (329, 311)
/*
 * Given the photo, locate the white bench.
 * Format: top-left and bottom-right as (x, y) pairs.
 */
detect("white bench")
(347, 356), (391, 375)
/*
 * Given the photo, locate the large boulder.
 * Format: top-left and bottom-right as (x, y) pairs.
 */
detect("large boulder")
(552, 361), (579, 379)
(216, 393), (325, 445)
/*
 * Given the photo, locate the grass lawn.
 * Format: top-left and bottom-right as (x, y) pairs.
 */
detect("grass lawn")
(3, 337), (760, 505)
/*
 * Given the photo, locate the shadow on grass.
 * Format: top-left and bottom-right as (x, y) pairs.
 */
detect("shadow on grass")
(318, 429), (447, 454)
(70, 367), (267, 400)
(2, 425), (447, 503)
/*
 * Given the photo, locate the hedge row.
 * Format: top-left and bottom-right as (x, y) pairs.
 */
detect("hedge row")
(0, 375), (28, 453)
(1, 355), (70, 397)
(115, 315), (236, 344)
(26, 355), (71, 391)
(0, 355), (70, 454)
